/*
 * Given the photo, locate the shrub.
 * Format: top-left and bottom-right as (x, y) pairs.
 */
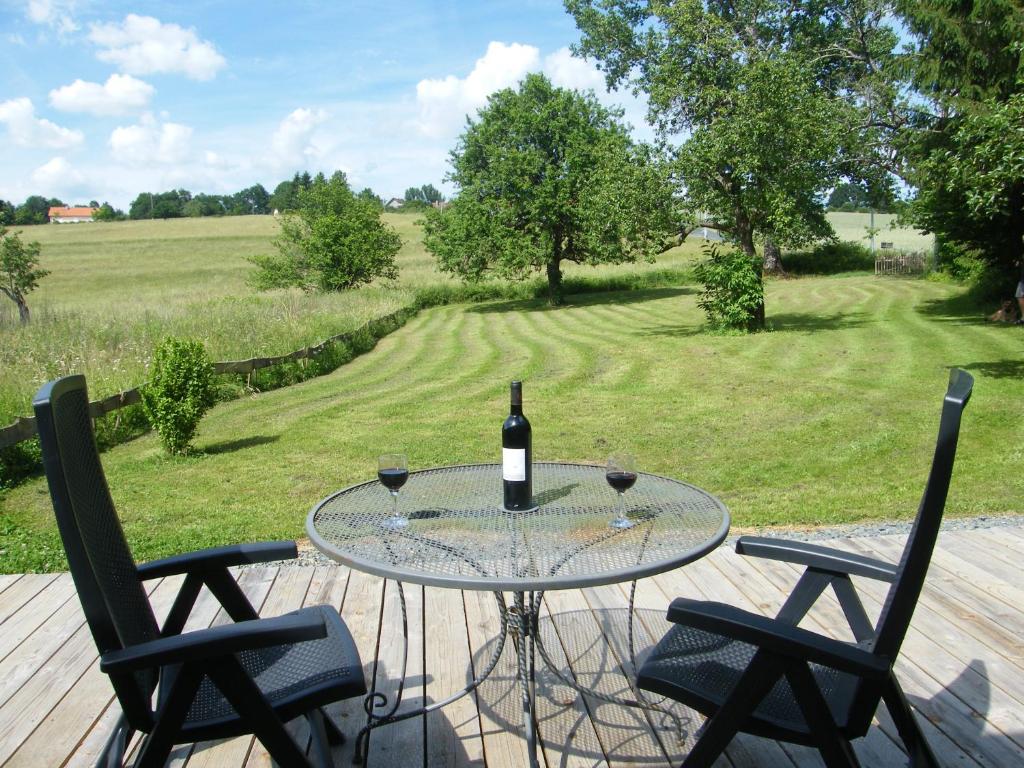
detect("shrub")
(693, 244), (764, 330)
(140, 337), (215, 455)
(785, 241), (875, 275)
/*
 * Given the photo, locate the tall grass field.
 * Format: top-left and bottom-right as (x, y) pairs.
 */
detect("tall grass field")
(2, 212), (1018, 572)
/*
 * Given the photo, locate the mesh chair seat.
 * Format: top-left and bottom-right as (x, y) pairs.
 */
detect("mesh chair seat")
(638, 623), (859, 744)
(180, 606), (365, 737)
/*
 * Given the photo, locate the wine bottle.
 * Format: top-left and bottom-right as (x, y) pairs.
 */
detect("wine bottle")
(502, 380), (532, 511)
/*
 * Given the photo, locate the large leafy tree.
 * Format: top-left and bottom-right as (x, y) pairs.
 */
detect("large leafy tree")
(896, 0), (1024, 283)
(0, 227), (49, 324)
(250, 171), (401, 291)
(423, 73), (675, 304)
(567, 0), (898, 323)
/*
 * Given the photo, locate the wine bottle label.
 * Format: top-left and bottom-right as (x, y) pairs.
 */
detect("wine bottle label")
(502, 448), (527, 481)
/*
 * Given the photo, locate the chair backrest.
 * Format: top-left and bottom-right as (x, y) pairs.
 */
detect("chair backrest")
(849, 368), (973, 726)
(33, 375), (160, 728)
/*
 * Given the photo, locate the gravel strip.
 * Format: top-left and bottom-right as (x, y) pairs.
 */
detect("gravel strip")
(251, 514), (1023, 569)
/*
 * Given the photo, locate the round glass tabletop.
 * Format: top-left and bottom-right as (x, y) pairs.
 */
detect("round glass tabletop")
(307, 462), (730, 591)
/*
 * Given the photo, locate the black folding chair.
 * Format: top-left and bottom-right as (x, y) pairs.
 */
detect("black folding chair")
(33, 375), (367, 768)
(638, 368), (973, 768)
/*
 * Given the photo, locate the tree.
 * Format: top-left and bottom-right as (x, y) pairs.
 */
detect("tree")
(249, 171), (402, 291)
(92, 202), (125, 221)
(15, 195), (58, 225)
(423, 73), (675, 305)
(0, 227), (49, 324)
(0, 200), (14, 226)
(357, 188), (384, 210)
(567, 0), (899, 324)
(895, 0), (1024, 282)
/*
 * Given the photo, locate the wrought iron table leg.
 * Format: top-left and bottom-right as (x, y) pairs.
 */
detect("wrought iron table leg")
(355, 584), (510, 763)
(512, 591), (541, 768)
(531, 584), (688, 747)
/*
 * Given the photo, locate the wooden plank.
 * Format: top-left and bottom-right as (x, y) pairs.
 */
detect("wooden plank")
(204, 566), (313, 768)
(851, 535), (1024, 670)
(747, 539), (1024, 767)
(733, 543), (992, 768)
(0, 574), (22, 596)
(0, 575), (177, 766)
(706, 546), (914, 767)
(543, 586), (673, 767)
(936, 531), (1022, 586)
(830, 538), (1024, 750)
(365, 580), (426, 767)
(959, 528), (1024, 571)
(462, 589), (532, 768)
(0, 573), (59, 626)
(640, 553), (815, 768)
(0, 575), (91, 750)
(531, 591), (610, 768)
(326, 565), (385, 767)
(300, 564), (363, 767)
(0, 573), (76, 664)
(424, 587), (486, 767)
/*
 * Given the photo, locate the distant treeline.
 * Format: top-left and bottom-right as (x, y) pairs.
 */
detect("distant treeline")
(0, 173), (446, 225)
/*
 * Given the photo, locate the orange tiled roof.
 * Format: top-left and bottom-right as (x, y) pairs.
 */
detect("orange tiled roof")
(48, 206), (96, 217)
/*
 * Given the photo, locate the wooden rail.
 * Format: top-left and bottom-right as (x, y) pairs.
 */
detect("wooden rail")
(0, 307), (411, 451)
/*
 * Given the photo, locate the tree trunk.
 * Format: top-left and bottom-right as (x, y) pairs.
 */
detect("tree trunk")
(15, 294), (30, 324)
(734, 215), (766, 330)
(546, 258), (563, 306)
(763, 237), (786, 276)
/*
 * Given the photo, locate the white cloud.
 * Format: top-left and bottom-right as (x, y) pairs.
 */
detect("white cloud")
(271, 107), (328, 167)
(26, 0), (79, 36)
(89, 14), (226, 81)
(32, 156), (83, 187)
(0, 97), (84, 148)
(543, 47), (606, 92)
(49, 74), (155, 116)
(416, 41), (540, 138)
(109, 113), (193, 165)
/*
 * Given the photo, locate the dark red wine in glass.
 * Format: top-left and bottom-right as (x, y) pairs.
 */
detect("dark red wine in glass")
(606, 471), (637, 493)
(378, 467), (409, 490)
(378, 454), (409, 529)
(606, 454), (637, 529)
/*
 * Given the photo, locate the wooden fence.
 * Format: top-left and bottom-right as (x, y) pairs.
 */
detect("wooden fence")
(875, 250), (929, 276)
(0, 308), (411, 451)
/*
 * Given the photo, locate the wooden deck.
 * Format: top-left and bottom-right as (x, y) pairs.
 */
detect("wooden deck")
(0, 527), (1021, 767)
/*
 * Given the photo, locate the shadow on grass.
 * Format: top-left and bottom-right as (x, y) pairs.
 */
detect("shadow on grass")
(641, 311), (869, 338)
(768, 311), (871, 333)
(468, 287), (695, 315)
(915, 291), (990, 325)
(202, 434), (280, 455)
(955, 360), (1024, 379)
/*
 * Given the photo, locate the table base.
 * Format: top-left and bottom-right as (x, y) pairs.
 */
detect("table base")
(354, 581), (684, 767)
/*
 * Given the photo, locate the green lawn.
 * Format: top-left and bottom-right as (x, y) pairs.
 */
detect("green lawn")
(0, 213), (701, 425)
(3, 273), (1021, 572)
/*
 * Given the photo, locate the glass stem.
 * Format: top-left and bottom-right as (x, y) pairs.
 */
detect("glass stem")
(391, 490), (399, 519)
(618, 491), (625, 520)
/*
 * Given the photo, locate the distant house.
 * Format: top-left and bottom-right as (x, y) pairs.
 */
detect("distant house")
(48, 206), (97, 223)
(385, 198), (405, 209)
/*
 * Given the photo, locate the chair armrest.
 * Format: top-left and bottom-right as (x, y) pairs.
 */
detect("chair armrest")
(735, 536), (898, 582)
(100, 610), (326, 673)
(666, 598), (890, 678)
(136, 541), (298, 579)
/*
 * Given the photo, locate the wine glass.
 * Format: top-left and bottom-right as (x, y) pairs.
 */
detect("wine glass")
(378, 454), (409, 530)
(606, 454), (638, 529)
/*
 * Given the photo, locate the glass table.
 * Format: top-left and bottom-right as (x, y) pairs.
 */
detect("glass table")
(307, 462), (730, 766)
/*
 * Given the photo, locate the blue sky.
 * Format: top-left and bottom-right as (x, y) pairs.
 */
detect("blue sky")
(0, 0), (649, 209)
